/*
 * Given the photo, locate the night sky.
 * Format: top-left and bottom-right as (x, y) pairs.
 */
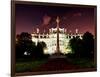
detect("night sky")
(15, 4), (96, 35)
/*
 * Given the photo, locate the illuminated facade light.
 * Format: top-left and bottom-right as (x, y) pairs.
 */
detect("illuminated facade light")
(31, 17), (83, 55)
(31, 27), (82, 55)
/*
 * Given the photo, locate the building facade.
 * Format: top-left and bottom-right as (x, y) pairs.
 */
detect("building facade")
(31, 28), (83, 55)
(31, 17), (83, 55)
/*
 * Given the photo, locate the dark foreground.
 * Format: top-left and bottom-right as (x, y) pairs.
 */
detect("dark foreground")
(16, 57), (96, 76)
(33, 58), (80, 71)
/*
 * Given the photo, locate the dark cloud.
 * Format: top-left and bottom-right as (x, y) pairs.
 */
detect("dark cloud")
(73, 12), (82, 17)
(42, 14), (51, 25)
(16, 4), (96, 35)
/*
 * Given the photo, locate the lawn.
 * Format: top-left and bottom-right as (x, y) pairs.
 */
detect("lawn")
(16, 59), (47, 73)
(68, 58), (96, 68)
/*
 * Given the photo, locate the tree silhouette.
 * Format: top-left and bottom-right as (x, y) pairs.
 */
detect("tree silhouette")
(18, 32), (32, 41)
(82, 31), (94, 58)
(16, 32), (36, 59)
(69, 36), (83, 58)
(35, 41), (48, 59)
(16, 32), (48, 60)
(69, 31), (94, 58)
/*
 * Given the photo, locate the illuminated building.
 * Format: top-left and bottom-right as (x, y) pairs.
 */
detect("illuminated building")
(31, 17), (83, 54)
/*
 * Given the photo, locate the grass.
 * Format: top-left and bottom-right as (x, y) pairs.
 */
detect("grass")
(69, 58), (96, 68)
(16, 59), (47, 73)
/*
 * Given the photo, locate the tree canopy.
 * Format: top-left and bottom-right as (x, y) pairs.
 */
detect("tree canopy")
(69, 31), (94, 58)
(16, 32), (48, 60)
